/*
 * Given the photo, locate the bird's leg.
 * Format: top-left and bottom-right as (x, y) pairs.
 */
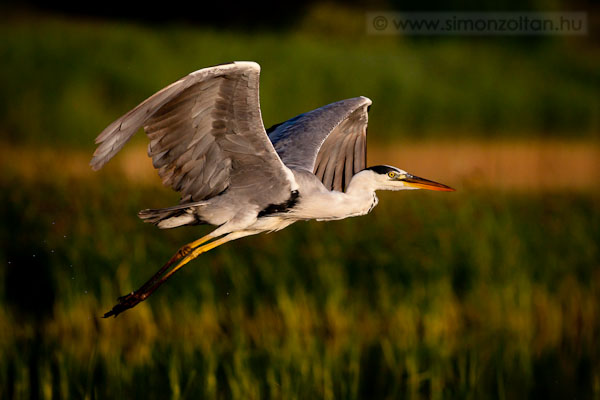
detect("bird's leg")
(123, 233), (214, 297)
(148, 233), (215, 283)
(103, 233), (228, 318)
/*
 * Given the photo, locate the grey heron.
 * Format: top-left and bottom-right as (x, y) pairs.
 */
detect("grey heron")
(91, 61), (454, 318)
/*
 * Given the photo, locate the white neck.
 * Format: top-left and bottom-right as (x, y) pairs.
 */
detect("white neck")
(346, 170), (382, 196)
(292, 170), (380, 221)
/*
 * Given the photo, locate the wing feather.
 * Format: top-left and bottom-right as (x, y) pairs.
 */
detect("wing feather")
(269, 96), (371, 192)
(91, 62), (295, 208)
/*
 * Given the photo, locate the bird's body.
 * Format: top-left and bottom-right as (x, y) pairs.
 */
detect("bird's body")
(92, 61), (454, 317)
(153, 168), (379, 232)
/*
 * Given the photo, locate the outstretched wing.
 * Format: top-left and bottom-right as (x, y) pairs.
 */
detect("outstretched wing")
(91, 61), (295, 206)
(268, 96), (371, 192)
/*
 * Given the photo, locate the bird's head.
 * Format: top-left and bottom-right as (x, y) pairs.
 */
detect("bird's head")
(361, 165), (455, 192)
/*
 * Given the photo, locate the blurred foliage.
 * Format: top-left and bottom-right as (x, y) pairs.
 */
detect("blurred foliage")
(0, 170), (599, 398)
(0, 11), (598, 148)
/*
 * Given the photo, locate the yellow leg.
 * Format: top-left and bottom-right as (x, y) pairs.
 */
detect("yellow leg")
(150, 235), (233, 286)
(169, 233), (214, 262)
(103, 233), (235, 318)
(187, 233), (214, 251)
(135, 233), (215, 294)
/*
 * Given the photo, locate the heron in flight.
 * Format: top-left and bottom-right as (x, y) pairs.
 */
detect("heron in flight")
(91, 61), (454, 317)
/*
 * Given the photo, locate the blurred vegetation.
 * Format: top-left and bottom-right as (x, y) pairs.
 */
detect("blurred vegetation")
(0, 9), (598, 148)
(1, 170), (599, 398)
(0, 4), (599, 399)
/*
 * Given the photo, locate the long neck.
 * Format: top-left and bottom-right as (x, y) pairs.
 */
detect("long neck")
(318, 172), (379, 220)
(346, 170), (380, 196)
(292, 171), (379, 221)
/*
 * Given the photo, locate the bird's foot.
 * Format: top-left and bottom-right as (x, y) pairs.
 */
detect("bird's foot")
(103, 291), (146, 318)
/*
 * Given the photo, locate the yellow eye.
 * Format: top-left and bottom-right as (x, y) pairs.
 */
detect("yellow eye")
(388, 171), (396, 178)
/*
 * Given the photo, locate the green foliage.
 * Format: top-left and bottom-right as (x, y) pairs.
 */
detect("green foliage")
(0, 15), (598, 148)
(1, 172), (599, 398)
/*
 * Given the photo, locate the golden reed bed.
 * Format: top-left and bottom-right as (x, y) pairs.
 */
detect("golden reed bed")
(3, 139), (598, 192)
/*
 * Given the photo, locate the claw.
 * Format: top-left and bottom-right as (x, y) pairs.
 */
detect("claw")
(103, 291), (145, 318)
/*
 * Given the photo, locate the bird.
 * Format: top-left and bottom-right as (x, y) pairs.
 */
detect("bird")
(91, 61), (454, 318)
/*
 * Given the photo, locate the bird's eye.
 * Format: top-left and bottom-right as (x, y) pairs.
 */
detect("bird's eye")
(388, 172), (396, 179)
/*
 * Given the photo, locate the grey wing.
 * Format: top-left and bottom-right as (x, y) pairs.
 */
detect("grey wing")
(90, 61), (295, 207)
(268, 96), (371, 192)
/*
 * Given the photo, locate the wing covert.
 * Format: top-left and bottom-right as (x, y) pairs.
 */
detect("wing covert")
(268, 96), (371, 192)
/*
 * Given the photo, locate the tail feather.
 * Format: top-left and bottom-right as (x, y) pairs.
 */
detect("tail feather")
(138, 201), (207, 229)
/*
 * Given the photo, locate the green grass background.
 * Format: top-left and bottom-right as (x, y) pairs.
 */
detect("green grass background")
(0, 7), (599, 399)
(1, 11), (599, 147)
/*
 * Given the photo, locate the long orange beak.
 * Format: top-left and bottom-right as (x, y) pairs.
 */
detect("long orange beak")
(401, 174), (455, 192)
